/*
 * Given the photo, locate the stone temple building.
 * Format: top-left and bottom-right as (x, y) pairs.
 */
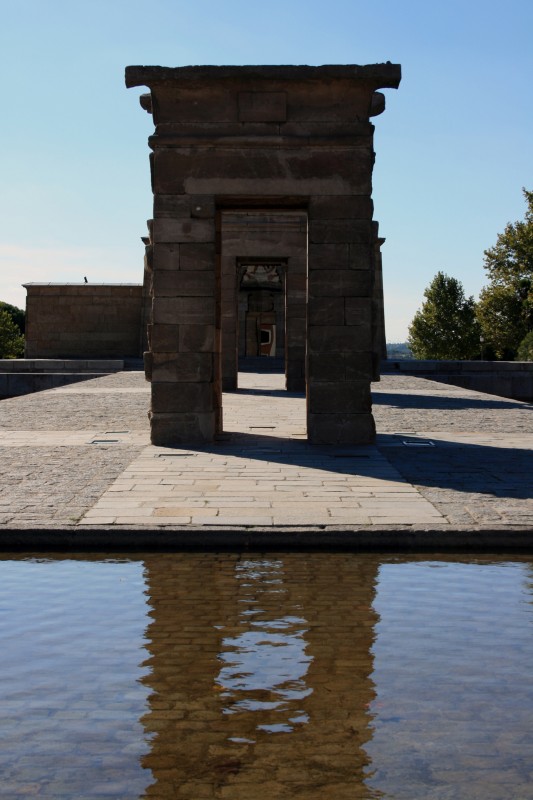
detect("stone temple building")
(129, 64), (400, 446)
(24, 63), (400, 446)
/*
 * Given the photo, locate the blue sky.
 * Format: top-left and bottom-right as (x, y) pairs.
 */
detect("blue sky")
(1, 0), (532, 340)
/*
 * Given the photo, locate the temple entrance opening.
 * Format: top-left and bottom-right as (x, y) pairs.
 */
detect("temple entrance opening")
(220, 209), (307, 391)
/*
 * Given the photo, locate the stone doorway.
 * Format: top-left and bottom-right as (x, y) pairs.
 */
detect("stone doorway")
(220, 210), (307, 392)
(239, 262), (283, 358)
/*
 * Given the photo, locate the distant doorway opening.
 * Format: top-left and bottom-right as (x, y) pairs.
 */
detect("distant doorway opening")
(238, 260), (285, 360)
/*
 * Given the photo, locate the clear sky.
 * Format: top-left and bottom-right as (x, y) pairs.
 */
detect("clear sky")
(1, 0), (532, 341)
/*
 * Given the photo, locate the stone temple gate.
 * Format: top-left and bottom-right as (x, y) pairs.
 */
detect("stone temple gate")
(126, 64), (401, 445)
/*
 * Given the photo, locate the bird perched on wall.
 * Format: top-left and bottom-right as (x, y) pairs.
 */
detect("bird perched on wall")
(84, 277), (88, 283)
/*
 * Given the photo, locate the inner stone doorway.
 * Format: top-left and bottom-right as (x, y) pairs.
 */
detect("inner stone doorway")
(239, 262), (283, 358)
(221, 210), (307, 392)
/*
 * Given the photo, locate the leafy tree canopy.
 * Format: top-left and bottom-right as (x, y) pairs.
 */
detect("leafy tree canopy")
(478, 188), (532, 358)
(476, 284), (525, 359)
(517, 330), (533, 361)
(407, 271), (480, 360)
(0, 310), (24, 358)
(484, 189), (533, 287)
(0, 301), (25, 334)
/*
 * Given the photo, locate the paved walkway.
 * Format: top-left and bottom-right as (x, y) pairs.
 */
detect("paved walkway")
(0, 369), (532, 549)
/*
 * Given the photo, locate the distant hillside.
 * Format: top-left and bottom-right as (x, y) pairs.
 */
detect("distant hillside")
(386, 342), (412, 359)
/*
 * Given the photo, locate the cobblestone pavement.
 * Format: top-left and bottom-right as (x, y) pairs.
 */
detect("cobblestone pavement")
(374, 374), (532, 433)
(0, 370), (532, 536)
(0, 445), (145, 527)
(0, 374), (150, 528)
(374, 375), (533, 527)
(0, 372), (150, 431)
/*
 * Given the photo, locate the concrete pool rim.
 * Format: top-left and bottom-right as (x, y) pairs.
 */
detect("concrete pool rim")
(1, 524), (532, 553)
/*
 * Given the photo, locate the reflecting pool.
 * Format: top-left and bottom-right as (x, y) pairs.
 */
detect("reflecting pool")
(1, 554), (533, 798)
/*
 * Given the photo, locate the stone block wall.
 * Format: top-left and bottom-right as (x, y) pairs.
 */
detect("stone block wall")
(24, 284), (143, 358)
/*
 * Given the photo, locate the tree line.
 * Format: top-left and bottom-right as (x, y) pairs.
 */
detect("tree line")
(408, 188), (533, 361)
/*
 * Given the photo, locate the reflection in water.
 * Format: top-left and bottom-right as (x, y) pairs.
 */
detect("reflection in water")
(215, 559), (312, 735)
(141, 553), (380, 799)
(2, 554), (533, 798)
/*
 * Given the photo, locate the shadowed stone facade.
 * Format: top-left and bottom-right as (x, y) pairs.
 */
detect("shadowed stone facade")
(24, 283), (144, 359)
(127, 64), (401, 445)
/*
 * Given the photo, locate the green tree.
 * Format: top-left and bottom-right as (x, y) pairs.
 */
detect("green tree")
(407, 271), (480, 359)
(517, 331), (533, 361)
(0, 310), (24, 358)
(477, 188), (533, 358)
(476, 284), (524, 359)
(0, 301), (25, 334)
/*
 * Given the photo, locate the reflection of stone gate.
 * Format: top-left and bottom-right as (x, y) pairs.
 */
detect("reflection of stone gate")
(127, 64), (401, 445)
(140, 554), (380, 797)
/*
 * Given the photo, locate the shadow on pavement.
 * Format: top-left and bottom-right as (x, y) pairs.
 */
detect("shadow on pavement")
(156, 429), (533, 502)
(159, 430), (391, 479)
(377, 433), (533, 501)
(372, 391), (532, 412)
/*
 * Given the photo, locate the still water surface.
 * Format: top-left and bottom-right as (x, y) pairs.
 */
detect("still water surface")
(0, 553), (532, 799)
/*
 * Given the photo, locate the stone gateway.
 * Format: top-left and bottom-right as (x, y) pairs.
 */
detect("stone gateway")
(126, 64), (401, 445)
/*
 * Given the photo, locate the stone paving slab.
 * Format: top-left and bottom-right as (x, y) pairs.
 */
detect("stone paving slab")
(81, 444), (441, 527)
(0, 369), (532, 549)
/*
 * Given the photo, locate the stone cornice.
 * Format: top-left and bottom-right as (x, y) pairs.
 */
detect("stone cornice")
(126, 63), (401, 90)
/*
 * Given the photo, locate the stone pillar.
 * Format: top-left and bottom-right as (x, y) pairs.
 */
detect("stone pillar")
(219, 213), (241, 392)
(307, 196), (376, 444)
(148, 194), (220, 445)
(140, 235), (153, 357)
(372, 222), (387, 377)
(285, 245), (307, 392)
(220, 252), (239, 391)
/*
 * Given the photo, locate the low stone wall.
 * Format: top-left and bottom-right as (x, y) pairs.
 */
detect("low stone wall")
(382, 359), (533, 402)
(0, 359), (125, 373)
(0, 372), (106, 398)
(24, 284), (143, 358)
